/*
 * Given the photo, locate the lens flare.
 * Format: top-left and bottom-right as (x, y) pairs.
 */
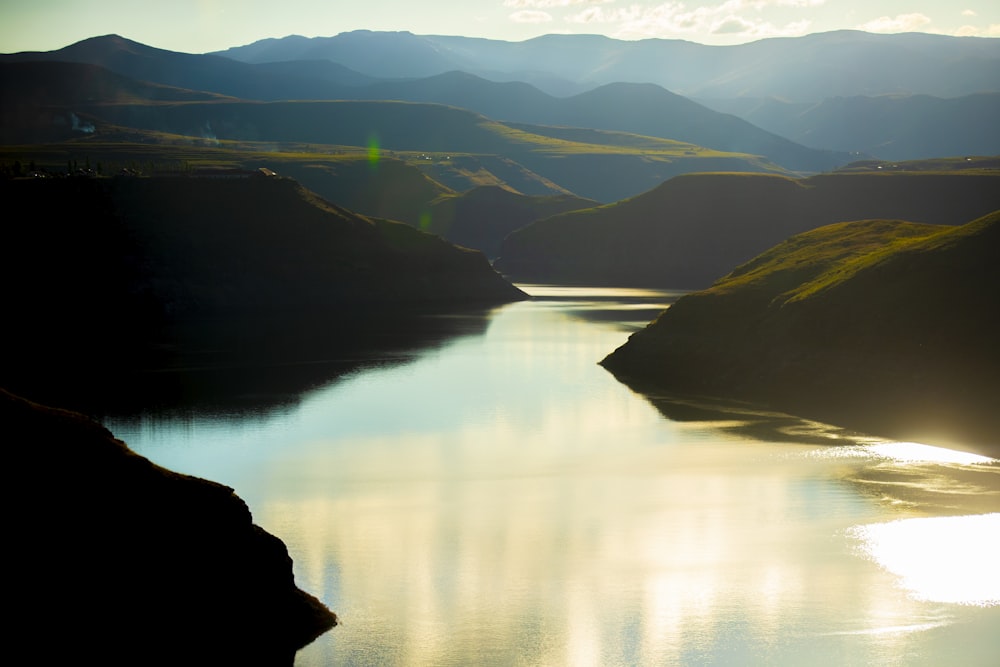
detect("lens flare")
(367, 133), (380, 169)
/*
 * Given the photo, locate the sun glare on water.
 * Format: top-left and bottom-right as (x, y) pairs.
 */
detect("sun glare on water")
(850, 513), (1000, 606)
(865, 441), (996, 465)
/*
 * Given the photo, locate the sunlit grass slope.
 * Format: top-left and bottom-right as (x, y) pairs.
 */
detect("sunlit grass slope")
(496, 171), (1000, 287)
(601, 210), (1000, 457)
(70, 99), (789, 202)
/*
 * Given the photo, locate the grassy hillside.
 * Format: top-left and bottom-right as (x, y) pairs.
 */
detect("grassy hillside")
(1, 59), (796, 202)
(495, 171), (1000, 287)
(74, 98), (787, 202)
(601, 211), (1000, 457)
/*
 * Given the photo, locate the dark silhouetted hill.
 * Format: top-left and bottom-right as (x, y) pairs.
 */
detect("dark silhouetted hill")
(495, 171), (1000, 287)
(4, 387), (338, 664)
(426, 185), (597, 258)
(2, 174), (522, 320)
(600, 211), (1000, 458)
(0, 34), (370, 100)
(1, 175), (523, 405)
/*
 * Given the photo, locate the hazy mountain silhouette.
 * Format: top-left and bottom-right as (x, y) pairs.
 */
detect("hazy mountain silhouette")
(701, 92), (1000, 160)
(601, 211), (1000, 458)
(216, 30), (1000, 101)
(2, 37), (848, 174)
(0, 34), (370, 100)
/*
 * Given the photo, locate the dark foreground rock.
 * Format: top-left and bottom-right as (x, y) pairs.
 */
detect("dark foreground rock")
(601, 211), (1000, 458)
(4, 388), (338, 665)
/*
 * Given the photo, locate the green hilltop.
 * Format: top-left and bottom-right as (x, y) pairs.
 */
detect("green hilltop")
(601, 210), (1000, 457)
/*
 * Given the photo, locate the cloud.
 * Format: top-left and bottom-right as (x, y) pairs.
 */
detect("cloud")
(564, 1), (815, 40)
(504, 0), (611, 7)
(857, 13), (932, 33)
(961, 9), (977, 17)
(509, 10), (554, 23)
(713, 16), (755, 34)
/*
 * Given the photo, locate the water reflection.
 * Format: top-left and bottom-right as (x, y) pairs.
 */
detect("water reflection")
(97, 306), (499, 422)
(105, 286), (1000, 666)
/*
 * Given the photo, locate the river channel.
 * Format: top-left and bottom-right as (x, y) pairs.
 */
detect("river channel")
(104, 285), (1000, 666)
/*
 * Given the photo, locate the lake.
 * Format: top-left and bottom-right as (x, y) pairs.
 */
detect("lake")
(103, 285), (1000, 666)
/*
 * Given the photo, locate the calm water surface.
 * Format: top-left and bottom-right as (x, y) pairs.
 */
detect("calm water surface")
(105, 286), (1000, 666)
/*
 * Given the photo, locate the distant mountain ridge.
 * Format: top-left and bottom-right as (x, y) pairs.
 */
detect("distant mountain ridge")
(0, 38), (847, 174)
(214, 29), (1000, 101)
(700, 92), (1000, 161)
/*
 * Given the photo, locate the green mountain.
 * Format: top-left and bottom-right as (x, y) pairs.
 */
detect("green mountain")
(37, 91), (787, 202)
(601, 211), (1000, 457)
(495, 171), (1000, 288)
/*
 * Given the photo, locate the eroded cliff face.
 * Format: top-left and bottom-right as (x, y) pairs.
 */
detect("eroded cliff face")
(4, 388), (337, 665)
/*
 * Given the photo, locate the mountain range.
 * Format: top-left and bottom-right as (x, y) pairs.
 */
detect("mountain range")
(6, 31), (998, 166)
(214, 30), (1000, 101)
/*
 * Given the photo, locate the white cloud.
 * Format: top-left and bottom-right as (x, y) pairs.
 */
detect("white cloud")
(504, 0), (612, 7)
(509, 10), (554, 23)
(961, 9), (977, 18)
(857, 13), (932, 34)
(564, 1), (814, 40)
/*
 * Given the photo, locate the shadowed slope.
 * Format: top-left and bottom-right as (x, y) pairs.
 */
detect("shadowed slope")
(4, 388), (338, 665)
(1, 175), (524, 409)
(495, 171), (1000, 288)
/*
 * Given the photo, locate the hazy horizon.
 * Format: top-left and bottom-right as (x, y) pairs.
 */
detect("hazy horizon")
(1, 1), (998, 56)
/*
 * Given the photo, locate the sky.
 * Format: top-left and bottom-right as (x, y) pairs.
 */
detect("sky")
(1, 0), (999, 54)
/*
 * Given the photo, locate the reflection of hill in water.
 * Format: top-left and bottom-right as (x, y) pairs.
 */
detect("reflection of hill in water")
(11, 306), (497, 420)
(634, 391), (870, 447)
(634, 390), (1000, 517)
